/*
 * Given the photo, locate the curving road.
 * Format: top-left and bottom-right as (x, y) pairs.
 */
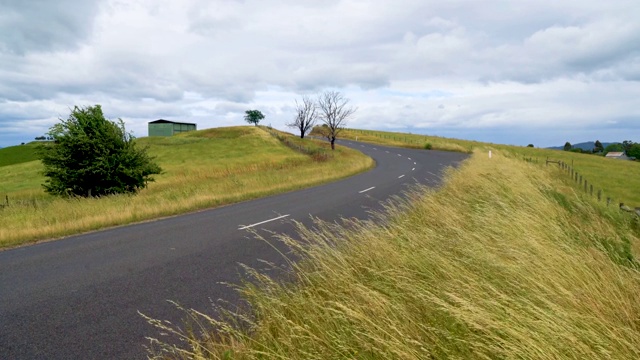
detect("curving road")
(0, 140), (467, 359)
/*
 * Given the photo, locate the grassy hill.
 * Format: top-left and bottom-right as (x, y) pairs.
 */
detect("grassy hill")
(0, 142), (41, 167)
(0, 126), (373, 248)
(150, 129), (640, 359)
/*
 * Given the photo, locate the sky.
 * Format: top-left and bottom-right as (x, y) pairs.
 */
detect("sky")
(1, 0), (639, 148)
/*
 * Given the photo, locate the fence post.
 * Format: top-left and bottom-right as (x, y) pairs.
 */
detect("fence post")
(607, 197), (611, 206)
(584, 180), (587, 192)
(597, 189), (602, 201)
(590, 184), (593, 196)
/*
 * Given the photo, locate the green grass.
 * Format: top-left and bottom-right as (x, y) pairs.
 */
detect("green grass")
(147, 150), (640, 359)
(0, 142), (41, 167)
(0, 126), (373, 249)
(334, 128), (640, 208)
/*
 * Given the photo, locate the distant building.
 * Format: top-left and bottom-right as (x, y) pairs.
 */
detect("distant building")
(605, 152), (631, 160)
(148, 119), (197, 137)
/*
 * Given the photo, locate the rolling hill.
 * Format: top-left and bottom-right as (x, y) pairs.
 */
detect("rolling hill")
(0, 142), (40, 167)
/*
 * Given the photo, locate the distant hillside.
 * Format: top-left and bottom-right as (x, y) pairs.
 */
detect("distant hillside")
(0, 142), (40, 167)
(548, 141), (617, 151)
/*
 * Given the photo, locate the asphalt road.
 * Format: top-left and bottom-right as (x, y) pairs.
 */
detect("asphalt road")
(0, 140), (468, 359)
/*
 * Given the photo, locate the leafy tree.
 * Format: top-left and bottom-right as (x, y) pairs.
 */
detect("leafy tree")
(593, 140), (604, 153)
(563, 141), (572, 151)
(570, 148), (583, 153)
(317, 90), (356, 150)
(287, 96), (317, 138)
(622, 140), (635, 153)
(627, 143), (640, 159)
(244, 110), (265, 126)
(527, 144), (534, 147)
(38, 105), (162, 197)
(603, 143), (624, 155)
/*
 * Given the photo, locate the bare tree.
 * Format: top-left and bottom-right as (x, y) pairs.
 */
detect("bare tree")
(287, 96), (317, 138)
(317, 90), (356, 150)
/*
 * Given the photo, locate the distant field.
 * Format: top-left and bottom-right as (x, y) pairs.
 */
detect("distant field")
(0, 126), (373, 248)
(337, 128), (640, 208)
(0, 142), (40, 167)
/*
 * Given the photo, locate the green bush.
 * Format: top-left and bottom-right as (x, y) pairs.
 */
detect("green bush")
(39, 105), (162, 197)
(424, 142), (433, 150)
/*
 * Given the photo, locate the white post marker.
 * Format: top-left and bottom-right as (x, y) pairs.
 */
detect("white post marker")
(489, 150), (492, 159)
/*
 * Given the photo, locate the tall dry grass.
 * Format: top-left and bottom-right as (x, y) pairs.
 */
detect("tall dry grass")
(147, 151), (640, 359)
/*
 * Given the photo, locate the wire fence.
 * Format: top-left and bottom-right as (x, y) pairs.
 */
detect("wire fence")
(545, 157), (639, 216)
(262, 127), (330, 161)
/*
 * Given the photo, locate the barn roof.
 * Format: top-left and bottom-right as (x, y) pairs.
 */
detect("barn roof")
(148, 119), (197, 126)
(605, 152), (625, 157)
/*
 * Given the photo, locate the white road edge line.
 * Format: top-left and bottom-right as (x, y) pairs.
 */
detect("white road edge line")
(408, 157), (411, 160)
(412, 168), (415, 171)
(359, 186), (375, 194)
(414, 162), (417, 165)
(238, 214), (290, 230)
(398, 175), (405, 179)
(397, 154), (402, 156)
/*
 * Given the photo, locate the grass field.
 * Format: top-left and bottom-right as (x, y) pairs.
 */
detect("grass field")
(0, 126), (373, 249)
(336, 128), (640, 208)
(148, 150), (640, 359)
(0, 142), (40, 167)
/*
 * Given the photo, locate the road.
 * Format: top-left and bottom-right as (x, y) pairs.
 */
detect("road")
(0, 140), (468, 359)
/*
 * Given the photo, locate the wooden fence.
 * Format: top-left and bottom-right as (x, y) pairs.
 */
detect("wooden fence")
(545, 157), (639, 215)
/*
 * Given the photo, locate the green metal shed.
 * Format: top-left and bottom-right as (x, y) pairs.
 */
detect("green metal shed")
(148, 119), (197, 136)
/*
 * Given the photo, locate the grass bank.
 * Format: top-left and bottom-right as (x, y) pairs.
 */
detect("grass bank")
(334, 128), (480, 153)
(0, 126), (373, 249)
(148, 150), (640, 359)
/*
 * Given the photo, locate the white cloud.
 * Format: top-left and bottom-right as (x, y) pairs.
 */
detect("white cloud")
(1, 0), (639, 147)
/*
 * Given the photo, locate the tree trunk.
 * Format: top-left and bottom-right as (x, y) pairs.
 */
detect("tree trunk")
(300, 133), (305, 139)
(330, 137), (335, 150)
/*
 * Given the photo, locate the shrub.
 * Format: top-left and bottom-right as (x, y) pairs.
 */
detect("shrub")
(39, 105), (162, 197)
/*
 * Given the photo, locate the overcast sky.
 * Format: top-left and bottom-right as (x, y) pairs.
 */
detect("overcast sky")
(1, 0), (639, 148)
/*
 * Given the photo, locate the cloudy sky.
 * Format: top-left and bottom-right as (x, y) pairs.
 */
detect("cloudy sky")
(1, 0), (639, 148)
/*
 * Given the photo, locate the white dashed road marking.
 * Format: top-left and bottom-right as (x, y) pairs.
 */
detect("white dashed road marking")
(398, 175), (405, 179)
(238, 214), (290, 230)
(359, 186), (375, 194)
(412, 168), (415, 171)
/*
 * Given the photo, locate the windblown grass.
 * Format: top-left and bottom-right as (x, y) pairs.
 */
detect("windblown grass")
(147, 150), (640, 359)
(0, 126), (373, 249)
